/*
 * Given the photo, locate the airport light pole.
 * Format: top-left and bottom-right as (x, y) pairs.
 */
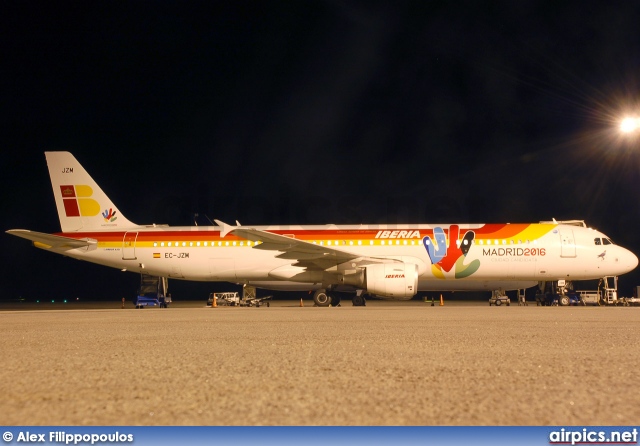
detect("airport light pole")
(619, 116), (640, 134)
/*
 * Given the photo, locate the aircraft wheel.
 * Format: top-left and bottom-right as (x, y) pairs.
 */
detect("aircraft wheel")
(352, 294), (365, 306)
(495, 299), (502, 306)
(313, 290), (331, 307)
(559, 295), (570, 306)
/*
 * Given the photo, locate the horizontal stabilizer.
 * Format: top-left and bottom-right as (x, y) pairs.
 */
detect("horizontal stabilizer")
(6, 229), (97, 250)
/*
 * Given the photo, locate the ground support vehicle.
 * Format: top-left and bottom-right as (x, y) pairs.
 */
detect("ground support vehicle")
(534, 276), (625, 306)
(207, 292), (240, 306)
(552, 292), (583, 306)
(576, 277), (625, 306)
(489, 290), (510, 306)
(134, 295), (159, 308)
(134, 274), (169, 309)
(207, 291), (271, 307)
(618, 296), (639, 306)
(574, 290), (599, 305)
(239, 295), (272, 307)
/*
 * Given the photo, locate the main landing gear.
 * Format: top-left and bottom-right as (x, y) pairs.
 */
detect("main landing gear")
(312, 289), (366, 307)
(351, 290), (366, 306)
(312, 289), (332, 306)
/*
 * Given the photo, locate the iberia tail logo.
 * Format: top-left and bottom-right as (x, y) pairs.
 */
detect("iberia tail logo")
(60, 185), (101, 217)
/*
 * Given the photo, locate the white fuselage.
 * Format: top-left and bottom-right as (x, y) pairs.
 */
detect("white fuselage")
(46, 222), (638, 297)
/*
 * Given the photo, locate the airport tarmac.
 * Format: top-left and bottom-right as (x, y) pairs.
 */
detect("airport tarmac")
(1, 299), (639, 426)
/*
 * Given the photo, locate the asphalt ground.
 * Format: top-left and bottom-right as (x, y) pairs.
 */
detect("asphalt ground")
(1, 299), (639, 426)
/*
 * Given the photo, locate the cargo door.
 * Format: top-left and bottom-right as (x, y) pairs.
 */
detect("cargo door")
(209, 258), (236, 280)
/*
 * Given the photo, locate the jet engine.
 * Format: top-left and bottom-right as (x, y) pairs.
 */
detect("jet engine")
(341, 262), (418, 298)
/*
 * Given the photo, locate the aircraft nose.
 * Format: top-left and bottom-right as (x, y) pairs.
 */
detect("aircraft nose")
(622, 248), (639, 272)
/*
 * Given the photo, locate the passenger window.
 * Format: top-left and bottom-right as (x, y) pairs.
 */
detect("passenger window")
(594, 238), (601, 245)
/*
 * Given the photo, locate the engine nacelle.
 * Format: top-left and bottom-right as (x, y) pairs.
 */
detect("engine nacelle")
(365, 263), (418, 298)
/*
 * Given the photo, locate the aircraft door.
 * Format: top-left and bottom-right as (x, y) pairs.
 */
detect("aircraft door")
(122, 231), (138, 260)
(559, 229), (576, 258)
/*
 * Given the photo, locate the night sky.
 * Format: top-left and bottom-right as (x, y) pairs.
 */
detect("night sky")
(3, 1), (640, 301)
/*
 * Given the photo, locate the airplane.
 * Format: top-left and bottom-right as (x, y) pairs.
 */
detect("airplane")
(6, 152), (638, 306)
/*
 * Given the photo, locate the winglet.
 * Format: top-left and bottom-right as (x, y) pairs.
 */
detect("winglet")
(214, 219), (239, 238)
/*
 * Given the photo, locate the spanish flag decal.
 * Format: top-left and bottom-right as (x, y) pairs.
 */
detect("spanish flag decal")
(153, 253), (161, 259)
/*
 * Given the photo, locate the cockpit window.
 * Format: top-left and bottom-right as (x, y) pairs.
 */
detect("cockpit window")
(603, 238), (612, 245)
(594, 238), (601, 245)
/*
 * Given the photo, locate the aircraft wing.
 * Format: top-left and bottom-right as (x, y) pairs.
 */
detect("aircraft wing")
(215, 220), (399, 270)
(6, 229), (97, 251)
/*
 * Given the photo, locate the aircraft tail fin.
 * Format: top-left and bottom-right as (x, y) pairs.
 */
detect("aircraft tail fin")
(45, 152), (139, 232)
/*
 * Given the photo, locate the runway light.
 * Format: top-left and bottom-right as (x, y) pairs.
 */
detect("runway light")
(620, 117), (639, 133)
